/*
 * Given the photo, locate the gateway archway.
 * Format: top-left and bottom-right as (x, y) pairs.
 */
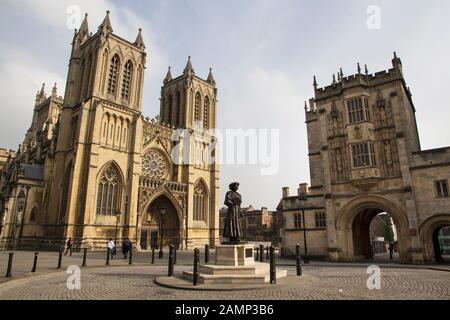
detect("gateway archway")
(433, 226), (450, 263)
(419, 214), (450, 263)
(139, 194), (181, 250)
(352, 210), (398, 261)
(336, 195), (411, 263)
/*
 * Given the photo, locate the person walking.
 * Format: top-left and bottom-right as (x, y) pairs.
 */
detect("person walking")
(388, 242), (394, 260)
(128, 238), (133, 256)
(122, 238), (129, 259)
(108, 238), (116, 259)
(64, 237), (74, 256)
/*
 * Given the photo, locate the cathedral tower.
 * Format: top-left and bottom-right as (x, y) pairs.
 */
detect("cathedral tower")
(156, 57), (220, 248)
(48, 11), (147, 246)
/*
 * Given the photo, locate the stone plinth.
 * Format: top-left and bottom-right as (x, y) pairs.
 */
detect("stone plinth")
(215, 244), (255, 266)
(182, 244), (287, 285)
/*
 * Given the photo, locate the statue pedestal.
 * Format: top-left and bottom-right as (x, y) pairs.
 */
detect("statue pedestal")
(183, 244), (287, 285)
(215, 244), (255, 266)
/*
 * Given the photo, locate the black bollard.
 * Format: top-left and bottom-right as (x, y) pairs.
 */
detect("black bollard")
(270, 246), (276, 284)
(129, 247), (133, 265)
(31, 252), (38, 273)
(151, 248), (155, 264)
(205, 244), (210, 264)
(266, 246), (269, 260)
(255, 247), (259, 261)
(193, 248), (200, 286)
(259, 244), (264, 262)
(106, 247), (110, 265)
(296, 244), (303, 276)
(5, 252), (14, 278)
(168, 245), (174, 277)
(82, 248), (87, 267)
(57, 250), (63, 269)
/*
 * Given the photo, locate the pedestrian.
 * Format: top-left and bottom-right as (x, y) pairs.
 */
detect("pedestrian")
(108, 238), (116, 259)
(388, 242), (394, 260)
(64, 237), (74, 256)
(122, 238), (129, 259)
(128, 238), (133, 254)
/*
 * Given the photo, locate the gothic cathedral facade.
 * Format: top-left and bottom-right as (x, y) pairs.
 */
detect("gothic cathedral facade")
(0, 12), (220, 250)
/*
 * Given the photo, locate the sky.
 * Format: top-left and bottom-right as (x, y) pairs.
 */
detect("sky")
(1, 0), (450, 210)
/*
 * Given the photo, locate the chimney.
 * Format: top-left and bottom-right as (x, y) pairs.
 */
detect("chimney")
(282, 187), (290, 198)
(298, 183), (309, 195)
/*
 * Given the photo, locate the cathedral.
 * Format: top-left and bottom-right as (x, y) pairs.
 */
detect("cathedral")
(0, 12), (220, 251)
(278, 54), (450, 264)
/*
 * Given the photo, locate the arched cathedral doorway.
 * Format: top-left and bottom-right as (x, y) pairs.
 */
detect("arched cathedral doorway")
(139, 195), (181, 250)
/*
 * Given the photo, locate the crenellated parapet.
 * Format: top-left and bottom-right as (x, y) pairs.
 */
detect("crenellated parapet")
(312, 52), (405, 102)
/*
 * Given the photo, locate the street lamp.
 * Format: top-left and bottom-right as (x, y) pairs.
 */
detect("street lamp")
(114, 211), (121, 246)
(301, 208), (309, 263)
(159, 207), (166, 259)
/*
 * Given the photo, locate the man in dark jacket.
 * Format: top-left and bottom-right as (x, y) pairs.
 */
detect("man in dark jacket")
(122, 238), (130, 259)
(64, 238), (74, 256)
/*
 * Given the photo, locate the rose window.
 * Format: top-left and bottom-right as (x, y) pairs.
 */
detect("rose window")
(142, 150), (168, 179)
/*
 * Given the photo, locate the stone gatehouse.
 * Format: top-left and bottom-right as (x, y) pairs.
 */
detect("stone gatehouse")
(278, 54), (450, 263)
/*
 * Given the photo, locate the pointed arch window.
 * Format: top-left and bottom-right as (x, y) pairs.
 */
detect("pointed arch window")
(59, 162), (72, 223)
(96, 163), (122, 216)
(29, 206), (38, 223)
(167, 95), (173, 124)
(121, 60), (133, 100)
(194, 92), (201, 123)
(176, 91), (181, 126)
(203, 96), (210, 128)
(193, 180), (208, 222)
(107, 55), (120, 95)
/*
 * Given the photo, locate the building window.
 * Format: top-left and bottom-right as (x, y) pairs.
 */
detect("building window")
(194, 92), (201, 122)
(71, 116), (78, 147)
(121, 60), (133, 100)
(167, 95), (173, 124)
(315, 212), (326, 228)
(29, 206), (37, 223)
(107, 55), (120, 95)
(193, 180), (208, 222)
(59, 162), (72, 223)
(176, 91), (181, 126)
(351, 142), (376, 168)
(435, 180), (449, 198)
(294, 212), (302, 229)
(347, 97), (370, 124)
(96, 163), (122, 216)
(203, 96), (209, 128)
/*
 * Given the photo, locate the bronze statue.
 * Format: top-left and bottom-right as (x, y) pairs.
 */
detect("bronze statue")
(223, 182), (244, 244)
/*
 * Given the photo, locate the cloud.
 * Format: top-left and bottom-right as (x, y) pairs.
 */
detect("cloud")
(0, 43), (66, 149)
(218, 66), (309, 208)
(3, 0), (169, 113)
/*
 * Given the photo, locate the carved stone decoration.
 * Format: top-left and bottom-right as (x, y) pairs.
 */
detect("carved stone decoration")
(354, 125), (362, 139)
(142, 149), (168, 179)
(380, 107), (387, 127)
(335, 148), (344, 181)
(384, 140), (393, 167)
(138, 176), (187, 213)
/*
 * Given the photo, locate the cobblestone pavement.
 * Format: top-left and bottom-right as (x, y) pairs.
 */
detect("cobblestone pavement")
(0, 263), (449, 300)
